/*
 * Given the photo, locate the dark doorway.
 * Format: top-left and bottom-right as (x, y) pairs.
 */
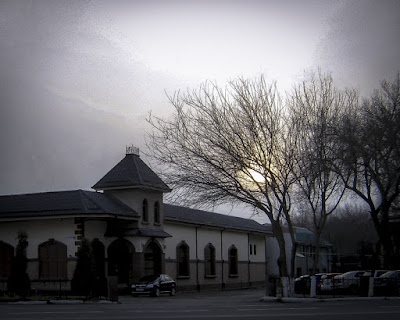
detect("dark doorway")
(0, 241), (14, 279)
(107, 239), (135, 284)
(144, 241), (162, 275)
(92, 239), (105, 279)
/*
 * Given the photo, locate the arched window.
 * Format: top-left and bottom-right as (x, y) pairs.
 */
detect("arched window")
(0, 241), (14, 279)
(228, 245), (238, 276)
(39, 239), (67, 280)
(204, 243), (216, 276)
(154, 201), (160, 224)
(142, 199), (148, 223)
(177, 242), (190, 277)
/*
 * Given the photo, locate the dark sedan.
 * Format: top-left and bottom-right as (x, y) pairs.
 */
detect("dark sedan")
(131, 274), (176, 297)
(374, 270), (400, 296)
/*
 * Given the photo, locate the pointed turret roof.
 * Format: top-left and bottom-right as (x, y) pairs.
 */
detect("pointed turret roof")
(92, 152), (171, 192)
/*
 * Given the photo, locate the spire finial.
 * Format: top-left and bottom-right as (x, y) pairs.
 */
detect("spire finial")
(126, 145), (140, 156)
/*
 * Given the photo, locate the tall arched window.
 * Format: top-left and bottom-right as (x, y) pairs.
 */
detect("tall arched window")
(154, 201), (160, 224)
(228, 245), (238, 276)
(39, 239), (67, 280)
(204, 243), (216, 276)
(142, 199), (149, 223)
(0, 241), (14, 279)
(177, 242), (190, 277)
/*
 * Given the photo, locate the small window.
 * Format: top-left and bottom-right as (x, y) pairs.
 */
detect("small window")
(254, 244), (257, 255)
(154, 201), (160, 224)
(250, 244), (253, 255)
(142, 199), (148, 223)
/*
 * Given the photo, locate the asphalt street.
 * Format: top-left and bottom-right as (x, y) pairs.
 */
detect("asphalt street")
(2, 289), (400, 320)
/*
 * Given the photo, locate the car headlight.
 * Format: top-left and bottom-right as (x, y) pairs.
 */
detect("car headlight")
(146, 284), (154, 289)
(131, 285), (136, 289)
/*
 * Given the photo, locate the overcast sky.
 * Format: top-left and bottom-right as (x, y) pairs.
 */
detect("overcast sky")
(1, 0), (400, 219)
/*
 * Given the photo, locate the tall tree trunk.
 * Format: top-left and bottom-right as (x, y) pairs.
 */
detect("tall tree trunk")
(313, 232), (321, 274)
(370, 207), (394, 269)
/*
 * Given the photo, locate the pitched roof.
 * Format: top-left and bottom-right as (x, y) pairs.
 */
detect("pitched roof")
(0, 190), (139, 219)
(164, 204), (272, 235)
(295, 227), (332, 247)
(105, 226), (172, 238)
(92, 154), (171, 192)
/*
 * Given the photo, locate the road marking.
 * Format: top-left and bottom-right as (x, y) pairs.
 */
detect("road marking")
(237, 307), (318, 311)
(9, 311), (104, 315)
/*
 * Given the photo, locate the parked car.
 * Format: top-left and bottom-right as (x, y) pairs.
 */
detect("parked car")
(318, 273), (342, 293)
(294, 275), (311, 294)
(131, 274), (176, 297)
(314, 273), (327, 290)
(333, 270), (365, 294)
(295, 273), (329, 294)
(374, 270), (400, 296)
(363, 270), (388, 278)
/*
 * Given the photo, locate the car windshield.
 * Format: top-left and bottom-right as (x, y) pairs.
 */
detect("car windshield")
(380, 271), (399, 278)
(139, 275), (160, 282)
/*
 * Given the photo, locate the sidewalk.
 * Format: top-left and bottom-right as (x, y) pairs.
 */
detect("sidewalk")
(4, 287), (400, 304)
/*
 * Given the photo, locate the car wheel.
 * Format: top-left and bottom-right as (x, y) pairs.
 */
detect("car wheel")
(153, 287), (160, 297)
(170, 287), (176, 296)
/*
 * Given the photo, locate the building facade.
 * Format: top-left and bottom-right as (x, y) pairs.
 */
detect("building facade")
(0, 149), (272, 293)
(294, 227), (333, 277)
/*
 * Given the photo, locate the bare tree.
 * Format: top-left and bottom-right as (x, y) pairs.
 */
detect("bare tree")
(147, 76), (298, 296)
(289, 71), (357, 274)
(336, 73), (400, 268)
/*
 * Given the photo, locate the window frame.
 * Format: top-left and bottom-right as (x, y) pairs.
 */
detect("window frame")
(177, 242), (190, 278)
(204, 243), (216, 277)
(38, 239), (67, 280)
(228, 245), (238, 277)
(154, 201), (160, 225)
(142, 199), (149, 223)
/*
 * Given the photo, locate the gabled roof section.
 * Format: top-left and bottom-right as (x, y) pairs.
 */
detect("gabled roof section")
(164, 204), (272, 235)
(295, 227), (332, 247)
(0, 190), (139, 219)
(92, 154), (171, 192)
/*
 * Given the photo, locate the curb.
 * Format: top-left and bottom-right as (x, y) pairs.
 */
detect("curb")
(260, 296), (400, 303)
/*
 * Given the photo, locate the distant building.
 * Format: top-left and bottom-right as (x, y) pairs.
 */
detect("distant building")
(0, 148), (273, 293)
(294, 227), (333, 277)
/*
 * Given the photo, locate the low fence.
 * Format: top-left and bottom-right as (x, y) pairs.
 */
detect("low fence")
(296, 276), (400, 298)
(0, 280), (72, 297)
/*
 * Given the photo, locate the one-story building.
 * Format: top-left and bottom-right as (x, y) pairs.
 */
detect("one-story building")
(0, 147), (273, 293)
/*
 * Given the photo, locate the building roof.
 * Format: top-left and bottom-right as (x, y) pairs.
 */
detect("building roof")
(105, 226), (172, 238)
(295, 227), (332, 247)
(0, 191), (272, 236)
(92, 154), (171, 192)
(0, 190), (139, 219)
(164, 204), (272, 235)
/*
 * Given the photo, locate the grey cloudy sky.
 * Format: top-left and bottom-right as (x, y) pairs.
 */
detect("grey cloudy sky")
(1, 0), (400, 218)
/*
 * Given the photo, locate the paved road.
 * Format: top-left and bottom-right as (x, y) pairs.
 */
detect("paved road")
(2, 289), (400, 320)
